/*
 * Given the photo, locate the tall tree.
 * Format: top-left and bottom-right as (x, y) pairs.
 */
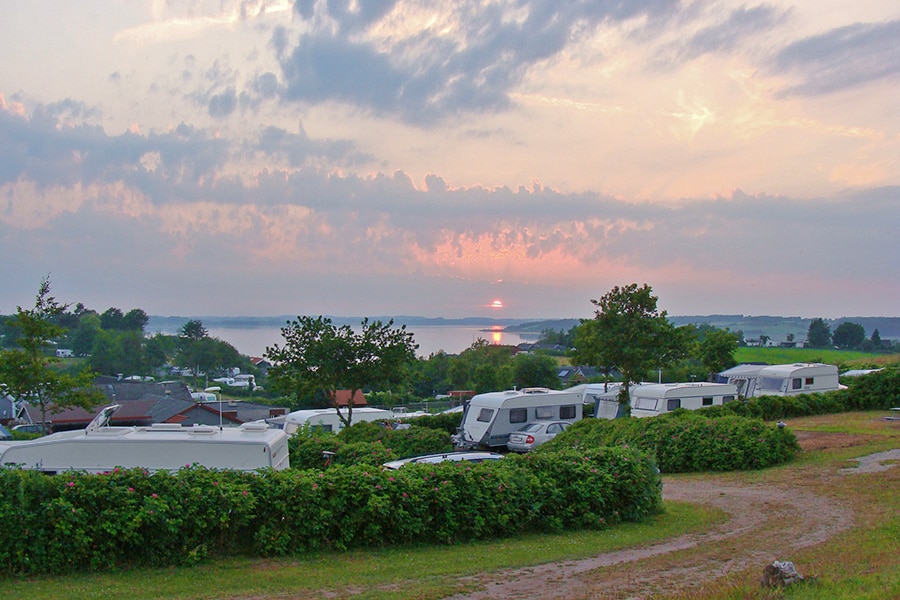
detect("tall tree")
(570, 283), (687, 409)
(806, 318), (832, 348)
(0, 277), (103, 431)
(832, 321), (866, 350)
(266, 317), (417, 425)
(100, 307), (125, 330)
(697, 328), (739, 381)
(180, 319), (208, 341)
(510, 352), (559, 389)
(122, 308), (150, 332)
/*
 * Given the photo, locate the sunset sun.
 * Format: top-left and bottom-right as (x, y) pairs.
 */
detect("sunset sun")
(491, 299), (504, 309)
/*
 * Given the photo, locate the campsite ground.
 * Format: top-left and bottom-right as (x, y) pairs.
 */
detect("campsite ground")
(1, 412), (897, 600)
(442, 413), (900, 600)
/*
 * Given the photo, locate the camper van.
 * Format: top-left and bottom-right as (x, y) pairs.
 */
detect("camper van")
(452, 388), (583, 450)
(279, 407), (394, 435)
(0, 405), (289, 474)
(629, 382), (738, 418)
(718, 363), (841, 398)
(566, 382), (625, 420)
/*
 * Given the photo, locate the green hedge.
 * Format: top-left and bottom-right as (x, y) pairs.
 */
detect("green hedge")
(541, 411), (799, 473)
(289, 421), (454, 470)
(0, 446), (661, 575)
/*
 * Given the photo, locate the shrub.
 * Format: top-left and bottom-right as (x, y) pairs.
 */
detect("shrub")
(540, 411), (799, 473)
(405, 412), (463, 435)
(0, 446), (662, 574)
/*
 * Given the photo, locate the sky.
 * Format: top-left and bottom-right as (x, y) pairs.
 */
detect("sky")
(1, 0), (898, 321)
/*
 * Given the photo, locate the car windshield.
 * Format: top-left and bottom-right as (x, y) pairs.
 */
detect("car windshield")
(517, 423), (543, 433)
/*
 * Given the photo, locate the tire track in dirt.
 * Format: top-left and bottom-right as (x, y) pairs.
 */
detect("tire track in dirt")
(442, 473), (854, 600)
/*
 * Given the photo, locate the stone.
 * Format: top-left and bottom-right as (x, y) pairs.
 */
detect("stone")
(761, 560), (805, 587)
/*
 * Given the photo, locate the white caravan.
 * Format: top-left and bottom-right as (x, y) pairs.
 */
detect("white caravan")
(565, 382), (625, 420)
(0, 405), (289, 474)
(718, 363), (841, 398)
(452, 388), (583, 449)
(279, 407), (394, 435)
(629, 382), (739, 418)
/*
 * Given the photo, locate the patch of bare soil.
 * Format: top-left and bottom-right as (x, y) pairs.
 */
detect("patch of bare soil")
(441, 429), (899, 600)
(793, 430), (879, 452)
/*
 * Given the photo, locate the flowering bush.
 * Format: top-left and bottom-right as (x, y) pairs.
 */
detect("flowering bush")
(0, 445), (661, 574)
(540, 411), (799, 473)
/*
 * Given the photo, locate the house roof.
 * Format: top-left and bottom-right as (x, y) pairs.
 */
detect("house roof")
(330, 389), (367, 407)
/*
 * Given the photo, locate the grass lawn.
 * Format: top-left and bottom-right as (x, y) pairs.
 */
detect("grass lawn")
(1, 411), (897, 599)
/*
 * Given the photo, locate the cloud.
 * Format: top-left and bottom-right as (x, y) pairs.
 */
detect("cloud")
(275, 1), (682, 124)
(773, 19), (900, 96)
(651, 4), (788, 68)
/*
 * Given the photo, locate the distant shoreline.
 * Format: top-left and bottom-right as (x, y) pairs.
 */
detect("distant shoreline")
(147, 314), (900, 341)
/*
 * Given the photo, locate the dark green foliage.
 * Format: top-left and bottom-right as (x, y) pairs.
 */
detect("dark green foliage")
(288, 421), (454, 470)
(0, 447), (662, 574)
(405, 411), (463, 434)
(540, 412), (800, 473)
(806, 318), (832, 348)
(832, 321), (866, 350)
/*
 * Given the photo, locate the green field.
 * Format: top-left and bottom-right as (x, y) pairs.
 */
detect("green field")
(734, 346), (899, 369)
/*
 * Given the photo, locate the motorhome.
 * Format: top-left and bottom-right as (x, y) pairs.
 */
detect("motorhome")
(565, 382), (625, 419)
(718, 363), (841, 398)
(279, 407), (394, 435)
(629, 382), (739, 418)
(452, 387), (583, 450)
(0, 405), (289, 474)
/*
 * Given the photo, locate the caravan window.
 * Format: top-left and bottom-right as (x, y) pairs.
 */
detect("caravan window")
(723, 395), (735, 403)
(702, 397), (713, 406)
(667, 398), (681, 412)
(559, 405), (576, 419)
(535, 406), (554, 420)
(476, 408), (494, 423)
(792, 378), (802, 390)
(634, 398), (658, 411)
(805, 377), (814, 385)
(509, 408), (527, 423)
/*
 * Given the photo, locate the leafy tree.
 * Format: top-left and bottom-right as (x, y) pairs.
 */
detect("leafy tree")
(697, 328), (738, 381)
(832, 321), (866, 350)
(71, 312), (102, 356)
(570, 283), (688, 409)
(510, 352), (559, 389)
(122, 308), (150, 332)
(871, 329), (883, 349)
(409, 351), (453, 397)
(806, 318), (831, 348)
(100, 307), (125, 330)
(266, 316), (418, 426)
(178, 337), (241, 378)
(0, 277), (103, 432)
(448, 339), (516, 393)
(89, 330), (119, 375)
(180, 319), (208, 341)
(145, 333), (177, 371)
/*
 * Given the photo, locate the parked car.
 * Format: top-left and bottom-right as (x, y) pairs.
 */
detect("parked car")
(507, 421), (571, 452)
(12, 424), (44, 435)
(383, 451), (504, 470)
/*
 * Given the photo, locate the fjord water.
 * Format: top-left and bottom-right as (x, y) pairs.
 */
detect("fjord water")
(197, 324), (537, 358)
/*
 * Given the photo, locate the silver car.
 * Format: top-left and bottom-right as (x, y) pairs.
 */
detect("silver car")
(507, 421), (570, 452)
(383, 451), (504, 470)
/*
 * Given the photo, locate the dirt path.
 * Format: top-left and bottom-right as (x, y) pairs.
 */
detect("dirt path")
(442, 473), (854, 600)
(440, 428), (900, 600)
